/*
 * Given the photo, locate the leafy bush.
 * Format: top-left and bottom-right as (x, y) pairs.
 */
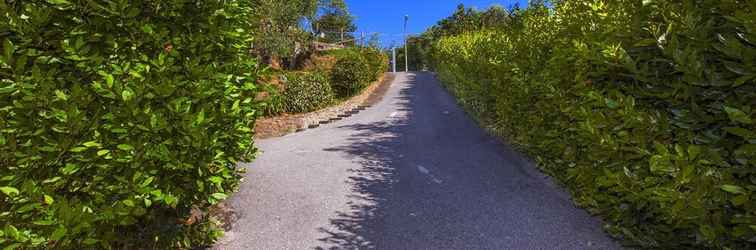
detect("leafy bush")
(359, 48), (389, 81)
(330, 50), (372, 97)
(0, 1), (259, 248)
(431, 1), (755, 249)
(282, 71), (334, 113)
(323, 47), (361, 60)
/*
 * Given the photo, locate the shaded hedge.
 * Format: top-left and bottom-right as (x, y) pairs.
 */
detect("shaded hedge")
(431, 1), (755, 249)
(282, 71), (334, 113)
(0, 1), (260, 248)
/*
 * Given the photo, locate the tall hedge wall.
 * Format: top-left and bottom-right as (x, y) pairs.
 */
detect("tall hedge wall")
(0, 1), (260, 248)
(431, 1), (755, 249)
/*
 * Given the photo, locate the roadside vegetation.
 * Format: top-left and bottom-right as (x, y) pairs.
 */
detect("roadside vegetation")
(261, 47), (388, 116)
(0, 0), (384, 249)
(417, 1), (755, 249)
(253, 0), (388, 117)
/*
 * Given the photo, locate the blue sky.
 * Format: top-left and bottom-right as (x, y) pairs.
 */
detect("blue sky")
(344, 0), (528, 47)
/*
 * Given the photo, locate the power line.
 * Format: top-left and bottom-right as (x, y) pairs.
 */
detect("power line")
(314, 31), (421, 36)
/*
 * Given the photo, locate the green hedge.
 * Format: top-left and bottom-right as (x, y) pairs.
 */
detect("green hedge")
(0, 1), (259, 248)
(329, 49), (373, 97)
(432, 1), (755, 249)
(359, 48), (389, 82)
(282, 71), (334, 113)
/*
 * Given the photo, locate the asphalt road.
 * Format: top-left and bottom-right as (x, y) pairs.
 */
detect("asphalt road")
(214, 72), (622, 250)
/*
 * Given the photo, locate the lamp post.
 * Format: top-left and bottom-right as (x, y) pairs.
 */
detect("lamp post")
(392, 46), (397, 73)
(404, 15), (409, 72)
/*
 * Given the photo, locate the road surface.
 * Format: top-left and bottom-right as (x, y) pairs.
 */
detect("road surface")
(214, 72), (621, 250)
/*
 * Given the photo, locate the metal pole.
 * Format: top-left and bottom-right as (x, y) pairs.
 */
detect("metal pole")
(404, 15), (409, 72)
(392, 47), (397, 73)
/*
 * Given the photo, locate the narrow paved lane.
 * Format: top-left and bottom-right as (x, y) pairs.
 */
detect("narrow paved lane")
(215, 72), (621, 249)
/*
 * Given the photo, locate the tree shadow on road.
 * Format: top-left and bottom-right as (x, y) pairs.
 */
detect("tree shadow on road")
(314, 74), (418, 250)
(313, 73), (621, 250)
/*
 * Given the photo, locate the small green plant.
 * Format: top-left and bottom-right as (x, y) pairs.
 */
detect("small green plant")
(283, 71), (335, 113)
(260, 83), (287, 116)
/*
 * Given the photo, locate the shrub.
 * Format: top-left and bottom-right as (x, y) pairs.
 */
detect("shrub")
(282, 71), (334, 113)
(0, 1), (260, 248)
(431, 1), (756, 249)
(323, 48), (361, 60)
(330, 50), (372, 97)
(359, 48), (389, 81)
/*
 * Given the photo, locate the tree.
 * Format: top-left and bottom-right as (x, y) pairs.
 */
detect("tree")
(312, 0), (356, 44)
(250, 0), (319, 66)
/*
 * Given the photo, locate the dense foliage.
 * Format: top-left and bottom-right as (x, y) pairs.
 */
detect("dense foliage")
(259, 47), (386, 116)
(359, 48), (389, 82)
(312, 0), (356, 44)
(402, 3), (514, 71)
(249, 0), (318, 62)
(282, 71), (334, 113)
(0, 0), (260, 248)
(429, 0), (755, 248)
(329, 49), (373, 97)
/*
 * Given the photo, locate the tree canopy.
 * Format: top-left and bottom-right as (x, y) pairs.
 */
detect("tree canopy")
(312, 0), (356, 44)
(250, 0), (319, 60)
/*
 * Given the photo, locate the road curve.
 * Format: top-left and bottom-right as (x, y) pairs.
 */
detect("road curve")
(214, 72), (622, 250)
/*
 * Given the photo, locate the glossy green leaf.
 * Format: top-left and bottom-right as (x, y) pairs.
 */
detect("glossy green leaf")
(724, 106), (752, 124)
(54, 90), (68, 101)
(211, 193), (228, 200)
(721, 185), (746, 194)
(122, 87), (134, 101)
(42, 177), (62, 184)
(60, 163), (80, 175)
(104, 74), (114, 88)
(723, 127), (756, 139)
(2, 39), (13, 62)
(605, 98), (619, 109)
(117, 144), (134, 151)
(44, 195), (54, 205)
(46, 0), (71, 5)
(69, 147), (87, 152)
(0, 186), (19, 197)
(141, 176), (154, 187)
(51, 227), (67, 241)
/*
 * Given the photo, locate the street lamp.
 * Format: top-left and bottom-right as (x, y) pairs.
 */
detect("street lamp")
(404, 15), (409, 72)
(392, 46), (397, 73)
